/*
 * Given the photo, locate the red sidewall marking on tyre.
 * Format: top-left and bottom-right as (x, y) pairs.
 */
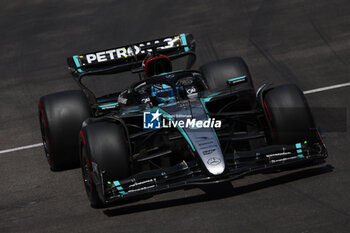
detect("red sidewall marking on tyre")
(264, 101), (272, 121)
(40, 109), (47, 128)
(264, 101), (278, 141)
(80, 131), (86, 145)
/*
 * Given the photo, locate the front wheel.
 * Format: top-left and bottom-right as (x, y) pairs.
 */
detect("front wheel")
(263, 84), (316, 144)
(80, 122), (130, 208)
(200, 57), (254, 91)
(39, 90), (92, 171)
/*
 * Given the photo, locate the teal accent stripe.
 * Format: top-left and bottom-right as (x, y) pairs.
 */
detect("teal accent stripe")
(295, 143), (302, 149)
(200, 98), (211, 113)
(180, 34), (187, 46)
(180, 33), (189, 52)
(296, 149), (303, 154)
(72, 55), (83, 73)
(155, 72), (171, 76)
(160, 108), (195, 151)
(99, 102), (119, 108)
(124, 109), (141, 113)
(298, 154), (305, 158)
(228, 75), (246, 82)
(208, 91), (222, 98)
(113, 180), (128, 195)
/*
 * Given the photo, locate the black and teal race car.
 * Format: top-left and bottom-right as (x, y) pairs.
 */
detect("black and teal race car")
(38, 33), (327, 207)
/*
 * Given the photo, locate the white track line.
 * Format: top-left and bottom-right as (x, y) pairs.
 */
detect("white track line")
(0, 143), (43, 154)
(0, 82), (349, 155)
(303, 82), (350, 94)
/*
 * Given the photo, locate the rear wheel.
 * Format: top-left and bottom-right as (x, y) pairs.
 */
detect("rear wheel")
(200, 57), (254, 90)
(80, 122), (130, 208)
(263, 84), (316, 144)
(39, 90), (92, 171)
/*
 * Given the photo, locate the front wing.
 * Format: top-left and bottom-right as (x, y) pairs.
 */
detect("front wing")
(101, 141), (327, 204)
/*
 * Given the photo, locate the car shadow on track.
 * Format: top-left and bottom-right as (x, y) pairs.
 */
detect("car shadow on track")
(103, 164), (333, 217)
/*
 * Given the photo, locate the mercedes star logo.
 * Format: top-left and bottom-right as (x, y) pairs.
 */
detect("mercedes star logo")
(207, 157), (221, 166)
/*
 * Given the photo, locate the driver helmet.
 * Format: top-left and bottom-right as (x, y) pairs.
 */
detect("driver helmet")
(151, 84), (176, 103)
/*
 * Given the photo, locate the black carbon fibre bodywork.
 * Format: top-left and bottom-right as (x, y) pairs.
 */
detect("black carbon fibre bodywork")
(63, 34), (327, 205)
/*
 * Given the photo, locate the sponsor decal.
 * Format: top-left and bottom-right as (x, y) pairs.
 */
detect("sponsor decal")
(83, 37), (182, 64)
(101, 105), (117, 110)
(265, 152), (292, 158)
(141, 97), (151, 104)
(203, 149), (216, 155)
(197, 140), (215, 149)
(186, 86), (197, 94)
(200, 145), (218, 150)
(207, 157), (221, 166)
(98, 103), (119, 110)
(127, 185), (156, 193)
(227, 76), (247, 86)
(129, 178), (156, 188)
(270, 156), (300, 163)
(228, 78), (246, 85)
(198, 141), (213, 146)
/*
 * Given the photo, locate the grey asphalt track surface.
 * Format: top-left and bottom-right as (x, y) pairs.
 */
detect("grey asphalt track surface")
(1, 0), (350, 232)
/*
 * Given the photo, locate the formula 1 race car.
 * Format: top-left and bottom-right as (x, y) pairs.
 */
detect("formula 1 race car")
(38, 33), (327, 207)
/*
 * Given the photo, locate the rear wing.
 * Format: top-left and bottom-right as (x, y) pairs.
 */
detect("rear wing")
(67, 33), (195, 77)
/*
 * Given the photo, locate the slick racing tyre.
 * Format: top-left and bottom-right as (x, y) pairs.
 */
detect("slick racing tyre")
(263, 84), (316, 144)
(80, 122), (130, 208)
(39, 90), (92, 171)
(200, 57), (254, 91)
